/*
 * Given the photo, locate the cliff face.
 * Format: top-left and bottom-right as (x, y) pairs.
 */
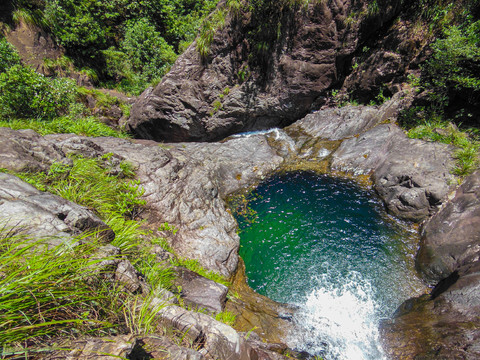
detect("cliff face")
(127, 0), (414, 142)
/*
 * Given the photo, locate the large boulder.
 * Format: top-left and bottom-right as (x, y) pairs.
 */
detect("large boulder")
(382, 261), (480, 359)
(381, 172), (480, 359)
(417, 171), (480, 284)
(127, 0), (405, 142)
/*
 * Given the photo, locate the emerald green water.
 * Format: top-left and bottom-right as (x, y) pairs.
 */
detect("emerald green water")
(236, 172), (424, 360)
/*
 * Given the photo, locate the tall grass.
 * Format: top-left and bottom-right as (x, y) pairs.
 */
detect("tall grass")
(0, 232), (119, 356)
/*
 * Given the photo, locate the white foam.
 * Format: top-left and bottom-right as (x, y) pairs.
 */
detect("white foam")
(288, 271), (386, 360)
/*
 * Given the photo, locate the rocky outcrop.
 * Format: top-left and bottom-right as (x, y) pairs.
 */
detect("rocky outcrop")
(381, 171), (480, 359)
(45, 335), (137, 359)
(0, 172), (114, 245)
(156, 304), (289, 360)
(127, 0), (407, 142)
(416, 171), (480, 284)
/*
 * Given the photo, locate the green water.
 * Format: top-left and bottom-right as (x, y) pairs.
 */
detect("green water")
(236, 171), (424, 359)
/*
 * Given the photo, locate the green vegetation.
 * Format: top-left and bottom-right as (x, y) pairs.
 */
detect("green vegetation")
(0, 38), (129, 137)
(406, 120), (479, 176)
(0, 64), (76, 120)
(215, 310), (236, 326)
(0, 156), (175, 355)
(9, 0), (219, 94)
(0, 233), (120, 355)
(399, 2), (480, 176)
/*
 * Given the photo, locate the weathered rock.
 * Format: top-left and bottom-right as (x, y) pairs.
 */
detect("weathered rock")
(134, 335), (204, 360)
(286, 91), (414, 142)
(45, 335), (136, 359)
(174, 267), (228, 313)
(331, 123), (455, 221)
(156, 305), (289, 360)
(127, 0), (405, 142)
(115, 260), (149, 294)
(86, 134), (283, 277)
(382, 262), (480, 359)
(416, 171), (480, 284)
(0, 172), (114, 244)
(0, 127), (71, 172)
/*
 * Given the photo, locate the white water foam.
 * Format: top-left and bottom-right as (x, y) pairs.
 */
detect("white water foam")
(230, 128), (296, 152)
(288, 271), (386, 360)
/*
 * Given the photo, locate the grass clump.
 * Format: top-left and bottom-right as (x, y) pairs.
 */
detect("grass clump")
(215, 310), (236, 326)
(406, 120), (479, 176)
(0, 155), (178, 354)
(172, 257), (231, 287)
(0, 232), (119, 355)
(15, 155), (145, 220)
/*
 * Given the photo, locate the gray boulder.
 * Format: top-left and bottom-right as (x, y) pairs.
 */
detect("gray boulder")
(174, 267), (228, 313)
(331, 123), (455, 222)
(0, 173), (114, 244)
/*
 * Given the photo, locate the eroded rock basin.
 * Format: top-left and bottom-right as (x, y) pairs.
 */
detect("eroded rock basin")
(235, 171), (426, 359)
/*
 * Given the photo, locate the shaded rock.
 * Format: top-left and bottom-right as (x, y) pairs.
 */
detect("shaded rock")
(382, 262), (480, 359)
(0, 172), (114, 244)
(45, 335), (136, 359)
(416, 171), (480, 284)
(331, 123), (455, 221)
(173, 267), (228, 313)
(133, 335), (204, 360)
(127, 0), (404, 142)
(226, 259), (296, 345)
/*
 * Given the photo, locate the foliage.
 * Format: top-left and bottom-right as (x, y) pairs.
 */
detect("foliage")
(103, 18), (177, 94)
(215, 310), (236, 326)
(0, 64), (77, 120)
(406, 120), (479, 176)
(12, 0), (218, 93)
(0, 233), (119, 354)
(0, 37), (21, 73)
(422, 20), (480, 110)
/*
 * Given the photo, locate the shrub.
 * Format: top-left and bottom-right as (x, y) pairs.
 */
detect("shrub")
(0, 38), (21, 73)
(422, 20), (480, 109)
(0, 65), (76, 119)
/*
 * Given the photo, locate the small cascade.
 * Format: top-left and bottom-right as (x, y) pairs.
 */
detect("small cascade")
(289, 270), (385, 360)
